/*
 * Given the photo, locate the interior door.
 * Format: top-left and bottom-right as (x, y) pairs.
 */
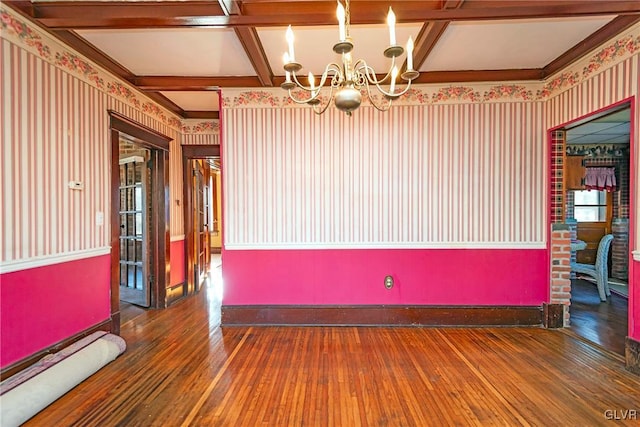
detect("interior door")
(193, 160), (210, 290)
(119, 156), (151, 307)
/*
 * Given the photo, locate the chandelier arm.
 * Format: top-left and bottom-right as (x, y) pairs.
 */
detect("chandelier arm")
(387, 78), (414, 98)
(287, 88), (320, 105)
(289, 62), (342, 95)
(371, 77), (414, 99)
(290, 72), (319, 97)
(318, 63), (343, 88)
(311, 86), (336, 115)
(354, 58), (396, 86)
(364, 80), (392, 112)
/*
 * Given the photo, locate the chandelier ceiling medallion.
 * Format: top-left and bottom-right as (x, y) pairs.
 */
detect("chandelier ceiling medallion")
(281, 0), (419, 115)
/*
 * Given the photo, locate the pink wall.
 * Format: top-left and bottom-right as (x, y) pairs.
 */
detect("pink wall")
(0, 255), (111, 368)
(222, 248), (548, 306)
(170, 240), (185, 287)
(632, 260), (639, 339)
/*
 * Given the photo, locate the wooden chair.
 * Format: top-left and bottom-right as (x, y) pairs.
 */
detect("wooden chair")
(570, 234), (614, 301)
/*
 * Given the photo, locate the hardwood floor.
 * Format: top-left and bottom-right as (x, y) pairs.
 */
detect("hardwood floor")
(22, 275), (640, 426)
(569, 278), (628, 355)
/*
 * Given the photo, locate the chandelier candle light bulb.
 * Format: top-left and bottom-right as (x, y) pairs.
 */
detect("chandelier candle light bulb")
(387, 7), (396, 46)
(337, 2), (346, 42)
(286, 25), (295, 62)
(390, 66), (398, 94)
(308, 72), (315, 91)
(407, 36), (414, 70)
(283, 52), (291, 82)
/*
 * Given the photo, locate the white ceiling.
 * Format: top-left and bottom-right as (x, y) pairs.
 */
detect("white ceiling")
(422, 17), (613, 71)
(566, 108), (631, 146)
(77, 28), (257, 76)
(161, 91), (220, 111)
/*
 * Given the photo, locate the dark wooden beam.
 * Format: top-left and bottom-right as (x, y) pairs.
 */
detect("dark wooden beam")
(234, 27), (274, 87)
(413, 69), (544, 84)
(15, 1), (640, 29)
(134, 76), (262, 90)
(183, 111), (220, 119)
(2, 0), (33, 16)
(410, 0), (464, 72)
(219, 0), (274, 87)
(411, 22), (450, 72)
(543, 14), (640, 78)
(217, 0), (241, 16)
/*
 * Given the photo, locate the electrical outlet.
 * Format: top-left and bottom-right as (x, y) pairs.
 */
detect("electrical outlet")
(384, 275), (394, 289)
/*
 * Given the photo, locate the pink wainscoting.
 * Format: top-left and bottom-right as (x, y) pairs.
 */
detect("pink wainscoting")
(222, 249), (548, 306)
(0, 255), (111, 369)
(631, 259), (639, 340)
(170, 239), (185, 287)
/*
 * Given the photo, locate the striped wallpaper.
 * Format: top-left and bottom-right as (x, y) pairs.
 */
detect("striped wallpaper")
(182, 132), (220, 146)
(223, 102), (546, 248)
(0, 38), (184, 265)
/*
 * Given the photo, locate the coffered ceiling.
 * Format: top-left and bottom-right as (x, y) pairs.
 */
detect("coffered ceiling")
(6, 1), (640, 119)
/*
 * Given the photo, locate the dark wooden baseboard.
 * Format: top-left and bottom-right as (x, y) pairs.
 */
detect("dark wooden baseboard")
(0, 319), (112, 381)
(211, 247), (222, 254)
(543, 303), (564, 328)
(221, 305), (543, 327)
(166, 282), (187, 306)
(626, 336), (640, 375)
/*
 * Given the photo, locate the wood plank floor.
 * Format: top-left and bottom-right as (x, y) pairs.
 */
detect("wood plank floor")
(24, 280), (640, 426)
(569, 278), (628, 355)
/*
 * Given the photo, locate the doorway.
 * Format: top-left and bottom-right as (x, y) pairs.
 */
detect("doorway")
(560, 102), (631, 354)
(182, 145), (221, 296)
(192, 159), (211, 292)
(118, 146), (152, 307)
(109, 111), (171, 332)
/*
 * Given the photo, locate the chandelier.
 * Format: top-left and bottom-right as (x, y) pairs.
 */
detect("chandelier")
(281, 0), (419, 115)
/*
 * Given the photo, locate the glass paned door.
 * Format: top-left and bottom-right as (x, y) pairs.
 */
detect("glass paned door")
(193, 161), (210, 290)
(119, 156), (151, 307)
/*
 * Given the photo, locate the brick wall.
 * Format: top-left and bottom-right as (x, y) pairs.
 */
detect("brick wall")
(550, 224), (572, 326)
(612, 218), (629, 281)
(550, 130), (565, 224)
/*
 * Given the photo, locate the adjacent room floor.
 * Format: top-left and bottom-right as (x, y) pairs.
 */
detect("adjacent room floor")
(569, 277), (628, 355)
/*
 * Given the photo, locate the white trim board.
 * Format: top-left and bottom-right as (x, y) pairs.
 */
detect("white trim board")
(0, 247), (111, 274)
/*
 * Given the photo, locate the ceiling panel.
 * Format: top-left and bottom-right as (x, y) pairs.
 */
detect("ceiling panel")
(161, 91), (220, 111)
(566, 107), (631, 145)
(422, 17), (614, 72)
(76, 28), (257, 76)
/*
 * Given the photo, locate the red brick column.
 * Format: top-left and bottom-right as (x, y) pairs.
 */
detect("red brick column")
(550, 224), (572, 326)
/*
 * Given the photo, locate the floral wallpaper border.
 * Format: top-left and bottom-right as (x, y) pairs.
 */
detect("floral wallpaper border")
(3, 5), (640, 117)
(182, 120), (220, 134)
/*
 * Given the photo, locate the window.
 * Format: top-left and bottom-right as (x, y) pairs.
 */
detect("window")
(573, 190), (607, 222)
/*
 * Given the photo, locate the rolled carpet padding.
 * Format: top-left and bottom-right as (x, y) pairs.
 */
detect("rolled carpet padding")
(0, 331), (126, 427)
